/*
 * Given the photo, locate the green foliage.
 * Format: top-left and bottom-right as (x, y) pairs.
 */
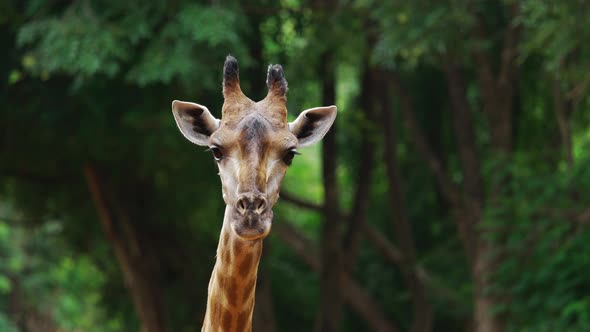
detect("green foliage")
(17, 1), (250, 87)
(17, 4), (129, 79)
(366, 0), (475, 68)
(0, 316), (18, 332)
(2, 0), (590, 331)
(519, 1), (590, 74)
(127, 4), (250, 86)
(0, 217), (121, 331)
(52, 257), (122, 332)
(486, 156), (590, 332)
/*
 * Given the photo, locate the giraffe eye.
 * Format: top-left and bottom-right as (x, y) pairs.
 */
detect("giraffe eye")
(283, 148), (300, 166)
(209, 146), (223, 161)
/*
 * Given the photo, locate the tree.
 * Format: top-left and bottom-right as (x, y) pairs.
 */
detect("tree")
(2, 0), (590, 331)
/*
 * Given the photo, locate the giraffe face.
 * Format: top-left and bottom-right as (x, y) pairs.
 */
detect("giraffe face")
(205, 111), (297, 240)
(172, 56), (336, 240)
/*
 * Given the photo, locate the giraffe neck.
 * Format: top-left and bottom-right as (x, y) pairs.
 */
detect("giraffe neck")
(202, 206), (263, 332)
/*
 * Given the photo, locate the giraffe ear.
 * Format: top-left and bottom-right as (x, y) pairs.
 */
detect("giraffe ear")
(288, 106), (337, 148)
(172, 100), (220, 146)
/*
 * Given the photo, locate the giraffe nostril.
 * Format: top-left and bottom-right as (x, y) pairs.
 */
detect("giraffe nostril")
(236, 195), (267, 215)
(237, 197), (247, 213)
(255, 197), (267, 212)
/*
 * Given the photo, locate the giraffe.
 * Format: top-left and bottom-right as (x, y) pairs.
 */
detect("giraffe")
(171, 56), (337, 332)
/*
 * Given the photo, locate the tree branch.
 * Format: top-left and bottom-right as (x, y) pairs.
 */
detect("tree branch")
(443, 61), (484, 203)
(279, 190), (323, 212)
(379, 71), (433, 332)
(364, 224), (464, 307)
(470, 13), (497, 118)
(498, 3), (521, 89)
(470, 5), (520, 153)
(318, 50), (343, 332)
(83, 164), (169, 332)
(568, 66), (590, 101)
(273, 222), (321, 270)
(552, 79), (574, 168)
(273, 222), (400, 332)
(83, 164), (119, 244)
(388, 71), (463, 207)
(342, 67), (378, 268)
(363, 224), (404, 263)
(277, 193), (463, 307)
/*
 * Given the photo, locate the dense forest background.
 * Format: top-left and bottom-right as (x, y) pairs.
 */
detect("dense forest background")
(1, 1), (590, 331)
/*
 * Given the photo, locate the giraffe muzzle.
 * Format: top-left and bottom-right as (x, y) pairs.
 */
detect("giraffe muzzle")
(236, 194), (268, 216)
(231, 194), (273, 240)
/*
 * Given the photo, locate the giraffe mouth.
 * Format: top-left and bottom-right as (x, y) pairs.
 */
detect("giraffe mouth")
(230, 209), (273, 240)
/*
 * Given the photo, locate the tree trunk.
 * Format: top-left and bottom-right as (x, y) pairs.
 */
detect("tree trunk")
(464, 8), (521, 331)
(342, 67), (377, 266)
(473, 239), (503, 332)
(552, 79), (574, 168)
(8, 274), (26, 332)
(379, 71), (433, 332)
(444, 63), (484, 203)
(389, 64), (510, 332)
(318, 51), (342, 332)
(84, 164), (168, 332)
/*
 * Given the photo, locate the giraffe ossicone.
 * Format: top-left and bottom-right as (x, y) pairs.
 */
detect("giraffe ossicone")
(172, 55), (337, 331)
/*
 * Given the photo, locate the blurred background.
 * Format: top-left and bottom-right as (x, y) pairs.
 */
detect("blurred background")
(1, 1), (590, 331)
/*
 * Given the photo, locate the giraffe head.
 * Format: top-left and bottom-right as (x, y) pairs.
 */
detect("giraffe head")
(172, 56), (336, 241)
